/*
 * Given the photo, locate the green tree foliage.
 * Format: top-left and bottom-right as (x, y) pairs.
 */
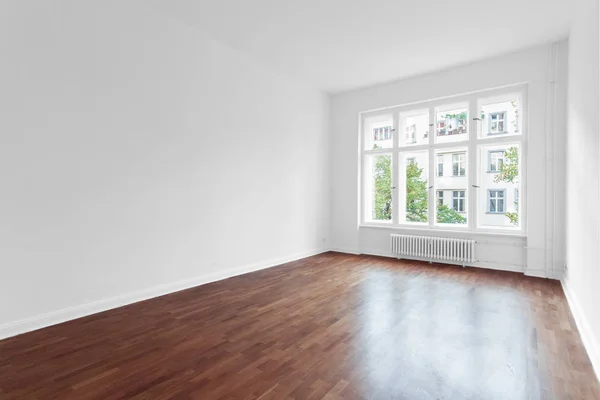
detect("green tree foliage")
(373, 155), (392, 220)
(437, 204), (467, 224)
(494, 146), (519, 226)
(444, 112), (468, 121)
(405, 162), (466, 224)
(405, 162), (428, 222)
(372, 157), (468, 224)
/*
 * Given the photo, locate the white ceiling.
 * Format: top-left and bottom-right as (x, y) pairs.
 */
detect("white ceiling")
(150, 0), (573, 93)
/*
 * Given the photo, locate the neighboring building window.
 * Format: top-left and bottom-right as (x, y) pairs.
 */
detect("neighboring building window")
(437, 155), (444, 177)
(406, 124), (416, 144)
(489, 150), (505, 172)
(488, 190), (505, 213)
(488, 112), (506, 134)
(373, 126), (392, 141)
(452, 191), (466, 212)
(437, 190), (444, 207)
(406, 157), (416, 165)
(452, 153), (466, 176)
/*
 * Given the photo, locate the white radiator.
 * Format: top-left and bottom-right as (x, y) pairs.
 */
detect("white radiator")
(390, 234), (476, 265)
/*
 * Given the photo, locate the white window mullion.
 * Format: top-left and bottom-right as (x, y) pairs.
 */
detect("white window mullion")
(468, 96), (478, 231)
(428, 107), (435, 227)
(392, 113), (399, 224)
(360, 114), (366, 224)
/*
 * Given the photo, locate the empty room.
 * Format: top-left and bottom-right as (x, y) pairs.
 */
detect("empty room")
(1, 0), (599, 399)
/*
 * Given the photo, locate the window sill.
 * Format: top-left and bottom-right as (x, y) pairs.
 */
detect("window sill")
(359, 223), (526, 238)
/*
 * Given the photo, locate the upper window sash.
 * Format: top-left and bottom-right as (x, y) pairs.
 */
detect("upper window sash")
(478, 92), (522, 139)
(363, 114), (394, 151)
(435, 103), (469, 144)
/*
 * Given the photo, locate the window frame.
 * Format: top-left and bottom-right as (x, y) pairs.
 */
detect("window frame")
(359, 84), (527, 234)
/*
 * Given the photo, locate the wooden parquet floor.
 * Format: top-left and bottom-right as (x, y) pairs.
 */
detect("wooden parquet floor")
(0, 252), (598, 399)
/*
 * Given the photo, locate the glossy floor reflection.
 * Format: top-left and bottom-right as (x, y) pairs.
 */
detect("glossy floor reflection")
(0, 252), (598, 399)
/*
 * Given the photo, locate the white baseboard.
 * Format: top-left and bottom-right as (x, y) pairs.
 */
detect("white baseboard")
(524, 269), (548, 278)
(561, 279), (600, 382)
(550, 267), (565, 280)
(473, 261), (525, 274)
(0, 248), (327, 340)
(335, 248), (526, 274)
(330, 247), (360, 255)
(521, 267), (564, 280)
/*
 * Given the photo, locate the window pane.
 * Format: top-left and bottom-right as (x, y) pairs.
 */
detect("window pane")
(452, 153), (466, 176)
(489, 151), (504, 172)
(365, 154), (392, 222)
(435, 148), (467, 225)
(364, 115), (393, 150)
(478, 144), (520, 228)
(399, 110), (429, 147)
(436, 104), (468, 144)
(479, 94), (522, 139)
(399, 151), (429, 224)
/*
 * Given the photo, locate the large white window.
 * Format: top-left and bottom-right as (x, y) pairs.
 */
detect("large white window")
(361, 86), (525, 232)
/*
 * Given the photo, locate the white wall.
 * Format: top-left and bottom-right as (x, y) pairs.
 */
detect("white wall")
(330, 42), (567, 278)
(563, 0), (600, 378)
(0, 0), (330, 338)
